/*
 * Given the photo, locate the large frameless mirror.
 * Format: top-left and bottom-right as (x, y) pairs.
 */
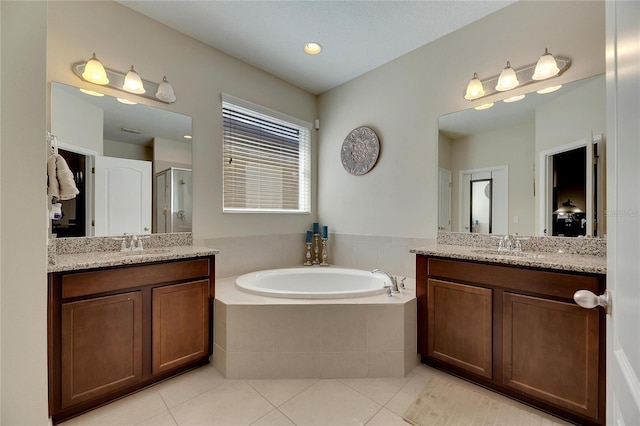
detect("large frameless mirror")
(438, 74), (605, 237)
(50, 81), (193, 237)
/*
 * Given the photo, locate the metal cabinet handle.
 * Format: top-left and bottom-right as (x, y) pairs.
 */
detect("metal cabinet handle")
(573, 289), (611, 314)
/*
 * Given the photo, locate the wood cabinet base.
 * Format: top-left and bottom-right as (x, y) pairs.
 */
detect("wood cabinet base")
(417, 255), (605, 426)
(48, 256), (215, 424)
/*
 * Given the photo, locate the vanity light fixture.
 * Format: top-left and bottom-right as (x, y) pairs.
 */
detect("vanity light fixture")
(155, 76), (176, 103)
(532, 48), (560, 80)
(503, 94), (525, 103)
(537, 84), (563, 94)
(463, 49), (570, 102)
(474, 102), (494, 111)
(183, 135), (193, 140)
(72, 56), (177, 104)
(464, 73), (485, 100)
(123, 66), (146, 94)
(496, 61), (519, 91)
(81, 53), (109, 85)
(304, 42), (322, 55)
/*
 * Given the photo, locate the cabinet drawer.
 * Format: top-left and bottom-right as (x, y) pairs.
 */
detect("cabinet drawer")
(427, 258), (600, 299)
(62, 258), (210, 299)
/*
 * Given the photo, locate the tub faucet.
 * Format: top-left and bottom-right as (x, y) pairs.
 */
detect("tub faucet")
(372, 269), (399, 293)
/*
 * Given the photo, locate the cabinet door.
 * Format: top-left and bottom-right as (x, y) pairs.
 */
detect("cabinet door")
(61, 291), (143, 408)
(503, 293), (600, 419)
(427, 279), (493, 378)
(152, 280), (209, 374)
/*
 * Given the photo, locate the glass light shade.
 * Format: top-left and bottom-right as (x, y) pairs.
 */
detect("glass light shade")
(495, 61), (519, 91)
(537, 84), (562, 94)
(155, 76), (176, 103)
(532, 48), (560, 80)
(123, 66), (146, 94)
(81, 53), (109, 85)
(464, 73), (485, 100)
(304, 42), (322, 55)
(474, 103), (494, 111)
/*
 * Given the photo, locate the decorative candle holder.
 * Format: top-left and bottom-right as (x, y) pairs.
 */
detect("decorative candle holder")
(303, 242), (313, 266)
(313, 234), (320, 264)
(320, 237), (329, 266)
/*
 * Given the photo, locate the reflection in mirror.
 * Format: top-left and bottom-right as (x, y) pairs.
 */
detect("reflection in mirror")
(438, 74), (605, 237)
(50, 82), (193, 237)
(471, 179), (492, 233)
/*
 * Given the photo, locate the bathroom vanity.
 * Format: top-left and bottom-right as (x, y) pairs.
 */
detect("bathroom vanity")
(47, 240), (217, 423)
(413, 241), (606, 426)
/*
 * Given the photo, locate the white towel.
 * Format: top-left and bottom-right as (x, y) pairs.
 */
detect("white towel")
(47, 154), (79, 200)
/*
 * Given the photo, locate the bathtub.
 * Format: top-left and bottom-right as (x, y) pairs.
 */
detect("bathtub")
(235, 267), (388, 298)
(214, 267), (419, 379)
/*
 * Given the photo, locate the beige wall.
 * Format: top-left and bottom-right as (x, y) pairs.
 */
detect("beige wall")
(1, 1), (49, 424)
(47, 0), (318, 240)
(317, 0), (605, 239)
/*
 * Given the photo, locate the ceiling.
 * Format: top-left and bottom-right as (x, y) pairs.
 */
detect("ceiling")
(118, 1), (515, 95)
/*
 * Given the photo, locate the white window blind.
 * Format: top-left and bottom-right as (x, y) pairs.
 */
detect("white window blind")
(222, 94), (311, 213)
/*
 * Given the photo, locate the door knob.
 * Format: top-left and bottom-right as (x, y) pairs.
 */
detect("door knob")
(573, 289), (611, 314)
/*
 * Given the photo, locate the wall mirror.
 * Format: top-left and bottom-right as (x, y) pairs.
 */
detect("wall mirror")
(50, 81), (193, 237)
(438, 74), (605, 237)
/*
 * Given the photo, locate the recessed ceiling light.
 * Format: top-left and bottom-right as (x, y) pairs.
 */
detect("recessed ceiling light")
(79, 88), (104, 97)
(474, 103), (494, 111)
(504, 94), (526, 103)
(304, 42), (322, 55)
(537, 85), (563, 94)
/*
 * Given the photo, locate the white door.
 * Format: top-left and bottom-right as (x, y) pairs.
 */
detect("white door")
(94, 156), (151, 236)
(438, 168), (451, 231)
(606, 0), (640, 424)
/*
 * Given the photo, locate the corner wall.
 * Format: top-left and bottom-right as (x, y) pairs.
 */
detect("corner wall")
(1, 1), (49, 424)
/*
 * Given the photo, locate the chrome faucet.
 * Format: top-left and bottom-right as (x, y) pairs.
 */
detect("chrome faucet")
(372, 269), (399, 293)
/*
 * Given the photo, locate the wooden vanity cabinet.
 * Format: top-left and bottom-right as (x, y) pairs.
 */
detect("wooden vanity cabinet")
(48, 256), (215, 424)
(416, 255), (606, 426)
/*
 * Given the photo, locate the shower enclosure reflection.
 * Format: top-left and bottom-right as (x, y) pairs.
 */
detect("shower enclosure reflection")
(156, 167), (192, 233)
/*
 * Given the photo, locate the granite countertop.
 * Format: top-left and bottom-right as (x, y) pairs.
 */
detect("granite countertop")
(411, 243), (606, 275)
(49, 245), (219, 273)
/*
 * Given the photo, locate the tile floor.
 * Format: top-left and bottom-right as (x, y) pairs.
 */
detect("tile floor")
(60, 363), (572, 426)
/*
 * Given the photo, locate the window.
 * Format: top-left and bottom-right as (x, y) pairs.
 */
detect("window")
(222, 94), (311, 213)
